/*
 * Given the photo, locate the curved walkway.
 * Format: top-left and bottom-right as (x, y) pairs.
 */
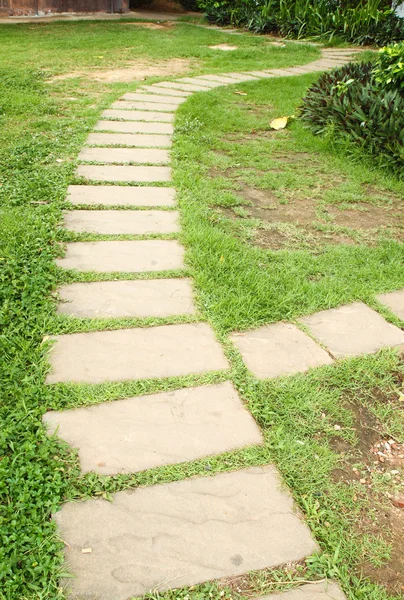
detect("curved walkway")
(42, 48), (386, 600)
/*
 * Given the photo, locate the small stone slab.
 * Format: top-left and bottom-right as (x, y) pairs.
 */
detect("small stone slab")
(77, 165), (171, 183)
(111, 100), (177, 112)
(154, 81), (209, 92)
(94, 120), (174, 134)
(63, 210), (180, 234)
(57, 278), (195, 318)
(376, 289), (404, 321)
(300, 302), (404, 358)
(78, 147), (169, 165)
(85, 133), (172, 148)
(138, 85), (192, 97)
(176, 77), (218, 88)
(45, 322), (229, 384)
(102, 109), (174, 123)
(54, 466), (317, 599)
(122, 92), (186, 105)
(230, 323), (333, 379)
(256, 581), (347, 600)
(224, 72), (260, 81)
(67, 185), (176, 207)
(56, 240), (184, 273)
(43, 381), (262, 474)
(199, 74), (246, 84)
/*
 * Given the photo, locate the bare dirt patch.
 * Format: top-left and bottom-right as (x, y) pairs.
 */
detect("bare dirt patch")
(48, 58), (192, 83)
(122, 20), (175, 29)
(209, 44), (238, 51)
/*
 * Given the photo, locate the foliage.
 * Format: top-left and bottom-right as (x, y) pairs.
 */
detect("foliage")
(300, 60), (404, 174)
(373, 41), (404, 90)
(175, 0), (200, 10)
(197, 0), (404, 45)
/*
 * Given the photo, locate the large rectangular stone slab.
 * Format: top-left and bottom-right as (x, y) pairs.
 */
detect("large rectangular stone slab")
(300, 302), (404, 358)
(111, 100), (177, 112)
(256, 581), (346, 600)
(198, 74), (246, 84)
(54, 466), (318, 600)
(230, 323), (333, 379)
(153, 81), (209, 92)
(63, 210), (180, 234)
(56, 240), (184, 273)
(67, 185), (176, 207)
(176, 77), (219, 88)
(94, 120), (174, 134)
(43, 382), (262, 474)
(78, 147), (170, 165)
(122, 92), (186, 105)
(138, 85), (192, 97)
(85, 133), (172, 148)
(77, 165), (171, 183)
(376, 289), (404, 321)
(102, 109), (174, 123)
(45, 323), (229, 384)
(57, 278), (195, 318)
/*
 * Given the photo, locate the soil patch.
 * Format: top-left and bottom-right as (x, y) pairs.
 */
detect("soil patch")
(48, 58), (191, 83)
(122, 21), (175, 29)
(209, 44), (238, 51)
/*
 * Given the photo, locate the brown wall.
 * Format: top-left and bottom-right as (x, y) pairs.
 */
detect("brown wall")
(1, 0), (128, 14)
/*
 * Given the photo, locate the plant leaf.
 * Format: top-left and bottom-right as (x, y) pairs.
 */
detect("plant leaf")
(269, 116), (289, 130)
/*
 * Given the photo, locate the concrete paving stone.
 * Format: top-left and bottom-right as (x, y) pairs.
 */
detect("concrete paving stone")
(255, 581), (347, 600)
(77, 165), (171, 183)
(43, 381), (262, 474)
(314, 59), (347, 68)
(376, 289), (404, 321)
(56, 240), (184, 273)
(111, 100), (177, 112)
(176, 77), (217, 88)
(121, 92), (186, 105)
(154, 81), (211, 92)
(246, 71), (274, 78)
(199, 74), (251, 84)
(94, 120), (174, 134)
(54, 466), (318, 599)
(78, 147), (170, 165)
(300, 302), (404, 358)
(67, 185), (176, 207)
(101, 109), (174, 123)
(45, 322), (229, 384)
(138, 85), (193, 97)
(56, 278), (195, 318)
(63, 210), (180, 234)
(85, 132), (172, 148)
(178, 77), (223, 88)
(224, 72), (261, 81)
(230, 323), (333, 379)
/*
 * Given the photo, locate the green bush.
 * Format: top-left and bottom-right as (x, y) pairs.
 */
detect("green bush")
(373, 41), (404, 90)
(300, 60), (404, 174)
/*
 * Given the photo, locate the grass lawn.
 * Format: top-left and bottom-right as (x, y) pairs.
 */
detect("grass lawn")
(1, 17), (404, 600)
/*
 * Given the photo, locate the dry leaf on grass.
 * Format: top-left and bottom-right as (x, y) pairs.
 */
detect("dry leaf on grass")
(269, 116), (292, 130)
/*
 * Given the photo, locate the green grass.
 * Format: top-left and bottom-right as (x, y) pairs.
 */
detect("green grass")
(1, 18), (404, 600)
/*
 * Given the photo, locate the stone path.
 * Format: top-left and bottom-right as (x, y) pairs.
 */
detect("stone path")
(43, 49), (378, 600)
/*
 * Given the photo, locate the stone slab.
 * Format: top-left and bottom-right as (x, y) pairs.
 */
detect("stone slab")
(138, 85), (192, 97)
(56, 240), (184, 273)
(102, 109), (174, 123)
(122, 92), (186, 105)
(376, 289), (404, 321)
(85, 132), (172, 148)
(300, 302), (404, 358)
(78, 147), (170, 165)
(45, 322), (229, 384)
(199, 74), (247, 84)
(57, 278), (195, 318)
(230, 323), (333, 379)
(63, 210), (180, 234)
(67, 185), (176, 207)
(256, 581), (347, 600)
(111, 100), (177, 112)
(77, 165), (171, 183)
(224, 72), (261, 81)
(54, 466), (318, 600)
(44, 381), (262, 475)
(94, 120), (174, 134)
(154, 81), (209, 92)
(177, 77), (219, 88)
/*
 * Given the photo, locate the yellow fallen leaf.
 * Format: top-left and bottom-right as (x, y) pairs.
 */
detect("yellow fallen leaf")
(269, 116), (289, 130)
(234, 91), (247, 96)
(219, 255), (225, 263)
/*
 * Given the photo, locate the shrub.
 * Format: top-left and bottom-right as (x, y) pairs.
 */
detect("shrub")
(300, 60), (404, 174)
(373, 41), (404, 90)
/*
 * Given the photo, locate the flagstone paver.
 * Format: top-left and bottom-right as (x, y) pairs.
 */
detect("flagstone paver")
(376, 289), (404, 321)
(63, 210), (180, 234)
(67, 185), (176, 207)
(85, 132), (172, 147)
(138, 85), (193, 97)
(230, 323), (333, 379)
(78, 147), (170, 165)
(94, 120), (174, 134)
(56, 240), (184, 273)
(102, 109), (174, 123)
(77, 165), (172, 182)
(57, 278), (195, 318)
(255, 581), (347, 600)
(53, 466), (318, 600)
(300, 302), (404, 358)
(111, 100), (177, 112)
(154, 81), (214, 92)
(122, 92), (187, 104)
(44, 381), (262, 474)
(46, 323), (229, 384)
